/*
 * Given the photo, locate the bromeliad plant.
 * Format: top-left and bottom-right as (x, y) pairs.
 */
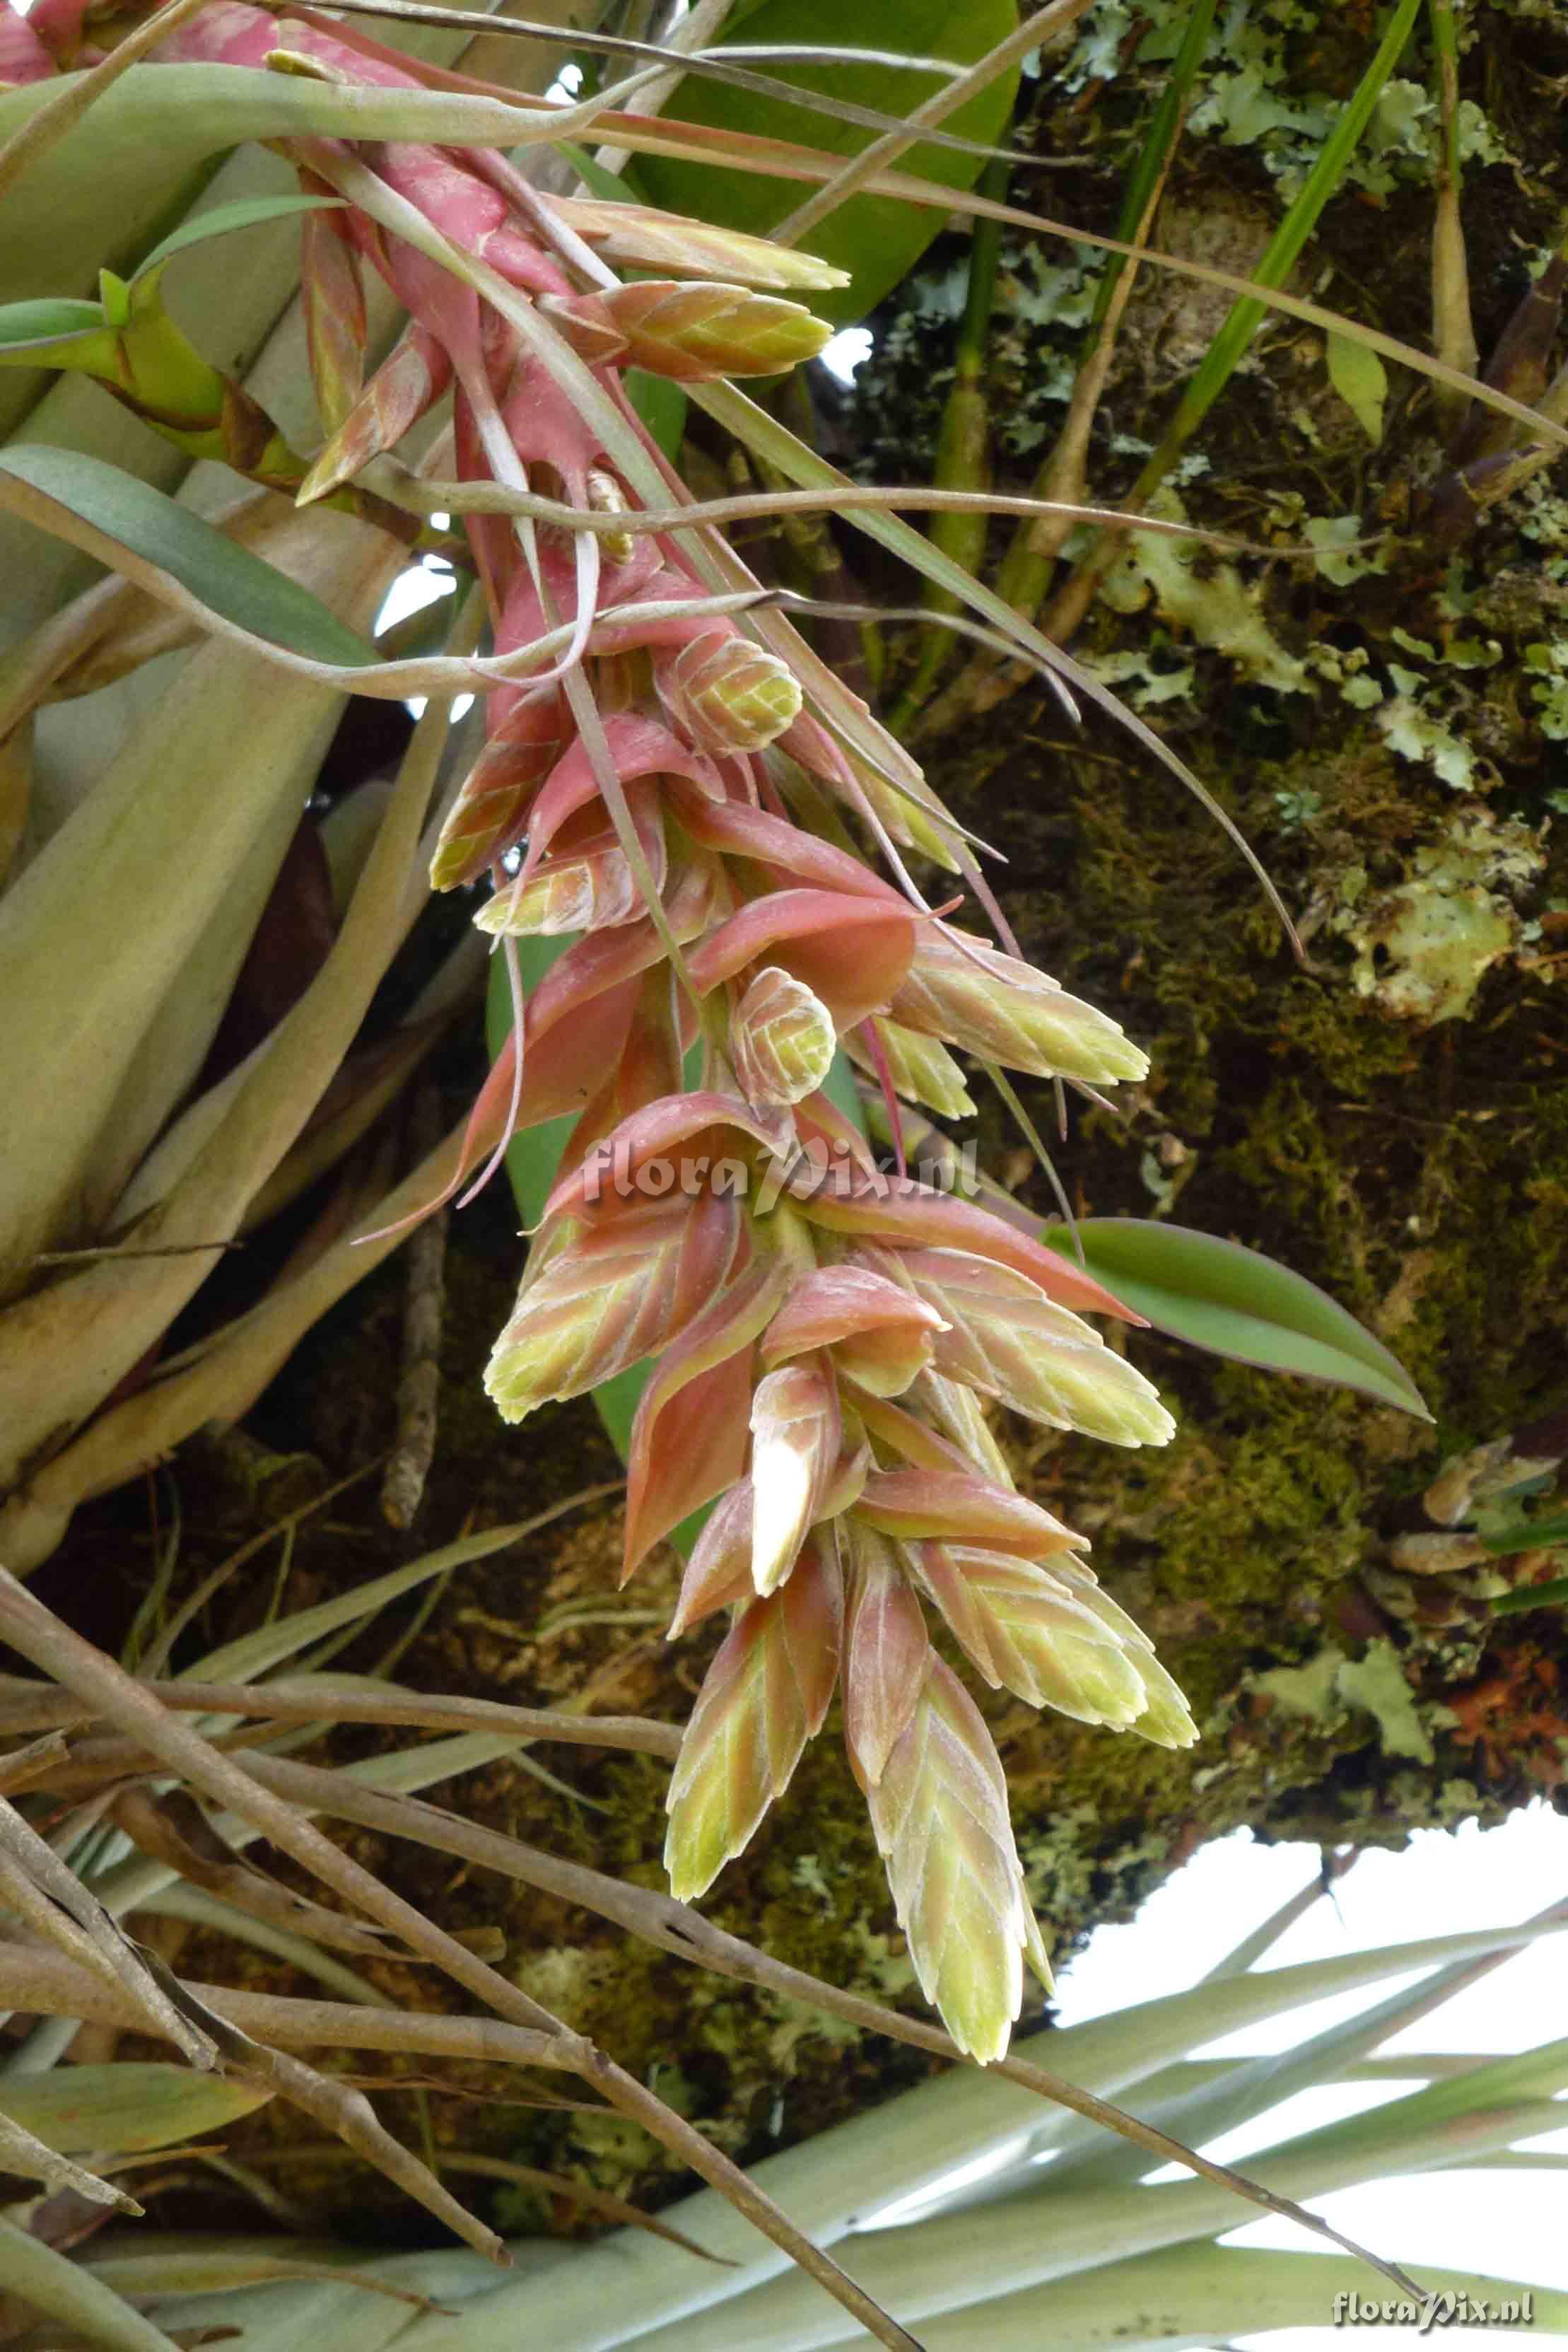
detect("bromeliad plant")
(0, 0), (1441, 2074)
(105, 1), (1202, 2062)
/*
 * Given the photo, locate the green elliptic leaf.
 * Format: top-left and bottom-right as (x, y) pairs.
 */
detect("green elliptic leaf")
(0, 2065), (271, 2155)
(634, 0), (1022, 327)
(131, 192), (349, 281)
(1327, 330), (1388, 443)
(0, 445), (378, 667)
(1042, 1216), (1431, 1418)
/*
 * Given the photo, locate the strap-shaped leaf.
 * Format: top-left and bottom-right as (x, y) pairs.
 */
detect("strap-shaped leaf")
(636, 0), (1022, 325)
(0, 296), (104, 350)
(131, 191), (348, 281)
(1043, 1217), (1430, 1418)
(0, 446), (376, 666)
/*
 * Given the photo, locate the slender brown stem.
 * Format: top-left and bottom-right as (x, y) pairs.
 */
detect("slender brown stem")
(0, 1582), (920, 2350)
(0, 1793), (216, 2066)
(238, 1752), (1427, 2300)
(0, 1676), (681, 1759)
(0, 1945), (577, 2070)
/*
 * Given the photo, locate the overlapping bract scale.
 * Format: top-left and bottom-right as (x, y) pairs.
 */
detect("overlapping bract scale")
(882, 1246), (1178, 1449)
(483, 1186), (741, 1422)
(893, 922), (1150, 1085)
(665, 1539), (843, 1902)
(853, 1657), (1052, 2066)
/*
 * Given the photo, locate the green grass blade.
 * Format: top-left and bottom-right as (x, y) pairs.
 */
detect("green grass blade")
(0, 298), (105, 351)
(182, 1503), (609, 1687)
(0, 2216), (182, 2352)
(0, 447), (376, 666)
(131, 190), (347, 279)
(1141, 0), (1422, 472)
(1089, 0), (1218, 330)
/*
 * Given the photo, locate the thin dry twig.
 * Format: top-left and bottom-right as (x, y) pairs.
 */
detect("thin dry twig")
(0, 1945), (577, 2073)
(0, 1580), (921, 2351)
(136, 1956), (505, 2264)
(108, 1788), (399, 1960)
(0, 2109), (143, 2218)
(380, 1084), (448, 1530)
(0, 1576), (575, 2048)
(0, 1794), (216, 2068)
(380, 469), (1304, 559)
(0, 1728), (69, 1795)
(0, 1676), (682, 1761)
(240, 1752), (1427, 2302)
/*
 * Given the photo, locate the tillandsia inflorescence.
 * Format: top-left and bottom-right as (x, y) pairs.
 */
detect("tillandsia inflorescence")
(4, 0), (1193, 2065)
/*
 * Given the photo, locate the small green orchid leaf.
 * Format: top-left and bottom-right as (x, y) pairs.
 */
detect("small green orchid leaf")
(1042, 1217), (1432, 1418)
(0, 297), (107, 355)
(1327, 330), (1388, 443)
(636, 0), (1022, 327)
(0, 446), (378, 667)
(0, 2063), (272, 2155)
(131, 192), (350, 281)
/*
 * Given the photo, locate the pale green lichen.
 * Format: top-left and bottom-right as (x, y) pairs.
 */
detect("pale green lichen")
(1253, 1638), (1434, 1764)
(1523, 640), (1568, 738)
(1060, 1), (1513, 199)
(1319, 814), (1545, 1023)
(1099, 489), (1308, 692)
(1376, 685), (1482, 792)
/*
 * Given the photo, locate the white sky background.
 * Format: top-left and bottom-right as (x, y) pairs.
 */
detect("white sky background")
(1046, 1807), (1568, 2349)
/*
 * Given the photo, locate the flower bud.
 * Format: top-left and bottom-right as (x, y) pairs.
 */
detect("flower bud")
(732, 967), (836, 1110)
(654, 630), (802, 755)
(476, 817), (663, 938)
(893, 923), (1149, 1086)
(668, 1481), (755, 1638)
(300, 192), (366, 438)
(764, 1263), (947, 1399)
(484, 1189), (739, 1424)
(545, 280), (831, 382)
(1047, 1558), (1198, 1747)
(890, 1249), (1176, 1449)
(914, 1544), (1151, 1728)
(553, 198), (850, 291)
(298, 320), (452, 506)
(841, 1523), (928, 1788)
(429, 690), (573, 890)
(665, 1539), (843, 1902)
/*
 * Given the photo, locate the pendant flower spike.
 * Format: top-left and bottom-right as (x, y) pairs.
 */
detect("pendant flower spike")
(1, 0), (1195, 2063)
